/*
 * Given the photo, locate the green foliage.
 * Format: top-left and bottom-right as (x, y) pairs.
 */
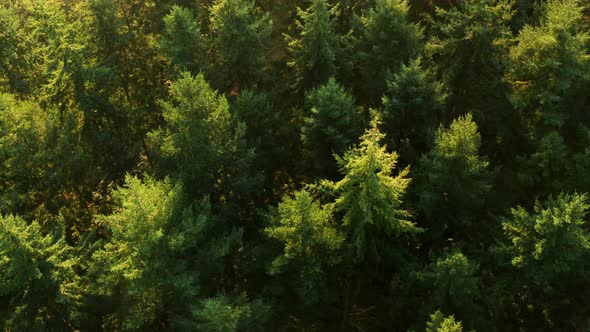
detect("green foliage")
(302, 77), (364, 178)
(426, 310), (464, 332)
(286, 0), (342, 91)
(265, 189), (343, 304)
(352, 0), (423, 103)
(0, 93), (100, 236)
(507, 0), (590, 133)
(426, 0), (514, 143)
(417, 251), (481, 326)
(381, 58), (447, 163)
(266, 190), (342, 263)
(415, 114), (491, 247)
(232, 90), (298, 184)
(502, 193), (590, 284)
(193, 295), (270, 332)
(263, 188), (346, 328)
(210, 0), (272, 89)
(151, 72), (259, 203)
(90, 175), (242, 330)
(159, 6), (207, 74)
(499, 193), (590, 329)
(3, 0), (590, 330)
(0, 215), (82, 331)
(324, 121), (419, 262)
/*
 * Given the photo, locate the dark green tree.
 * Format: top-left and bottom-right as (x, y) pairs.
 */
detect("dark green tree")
(381, 58), (447, 164)
(301, 77), (364, 179)
(193, 295), (271, 332)
(426, 0), (516, 157)
(149, 72), (259, 206)
(414, 114), (491, 249)
(265, 189), (343, 307)
(286, 0), (342, 91)
(417, 251), (482, 329)
(506, 0), (590, 139)
(89, 175), (244, 330)
(209, 0), (272, 90)
(159, 5), (208, 74)
(352, 0), (423, 104)
(499, 193), (590, 330)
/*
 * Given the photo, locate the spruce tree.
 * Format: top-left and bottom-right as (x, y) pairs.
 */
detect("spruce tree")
(265, 189), (344, 307)
(159, 6), (208, 74)
(506, 0), (590, 139)
(324, 118), (419, 263)
(301, 77), (364, 179)
(414, 114), (491, 249)
(286, 0), (342, 91)
(210, 0), (272, 90)
(499, 193), (590, 330)
(417, 251), (482, 329)
(89, 175), (244, 330)
(0, 215), (82, 331)
(381, 58), (447, 164)
(150, 72), (259, 204)
(352, 0), (422, 104)
(426, 0), (516, 156)
(426, 310), (464, 332)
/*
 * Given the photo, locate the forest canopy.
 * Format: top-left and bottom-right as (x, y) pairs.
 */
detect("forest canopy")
(1, 0), (590, 330)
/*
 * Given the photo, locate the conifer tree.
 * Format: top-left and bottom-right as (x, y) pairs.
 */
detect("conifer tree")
(193, 295), (270, 332)
(324, 118), (419, 262)
(506, 0), (590, 138)
(159, 5), (208, 74)
(286, 0), (342, 91)
(414, 114), (491, 248)
(426, 0), (515, 153)
(232, 90), (299, 187)
(352, 0), (422, 103)
(381, 58), (447, 163)
(301, 77), (364, 179)
(0, 215), (82, 331)
(210, 0), (272, 90)
(265, 189), (344, 306)
(89, 175), (243, 330)
(500, 193), (590, 330)
(426, 310), (464, 332)
(150, 72), (259, 205)
(417, 251), (482, 328)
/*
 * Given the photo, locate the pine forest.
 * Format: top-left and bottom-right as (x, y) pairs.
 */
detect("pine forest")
(1, 0), (590, 330)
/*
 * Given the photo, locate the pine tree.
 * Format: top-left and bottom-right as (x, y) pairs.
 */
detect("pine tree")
(499, 193), (590, 330)
(426, 0), (515, 154)
(232, 90), (298, 186)
(426, 310), (464, 332)
(149, 72), (259, 204)
(417, 251), (482, 328)
(414, 114), (491, 248)
(193, 295), (271, 332)
(506, 0), (590, 138)
(159, 5), (208, 74)
(0, 93), (99, 237)
(352, 0), (422, 104)
(324, 119), (419, 262)
(0, 215), (82, 331)
(381, 58), (447, 164)
(265, 189), (344, 306)
(301, 77), (364, 179)
(210, 0), (272, 90)
(286, 0), (342, 91)
(89, 175), (243, 330)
